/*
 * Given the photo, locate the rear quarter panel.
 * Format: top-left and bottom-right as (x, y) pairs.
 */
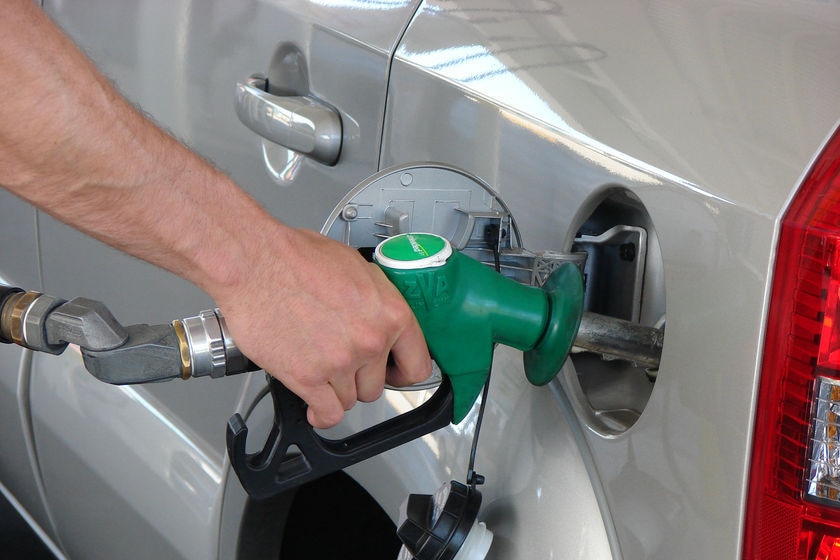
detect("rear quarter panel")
(371, 1), (840, 558)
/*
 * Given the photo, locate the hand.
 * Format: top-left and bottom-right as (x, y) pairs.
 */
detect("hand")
(214, 227), (432, 429)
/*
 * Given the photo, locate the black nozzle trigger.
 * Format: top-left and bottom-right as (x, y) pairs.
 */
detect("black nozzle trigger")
(227, 377), (454, 500)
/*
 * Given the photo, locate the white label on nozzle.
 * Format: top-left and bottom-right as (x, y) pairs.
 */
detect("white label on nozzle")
(374, 233), (452, 270)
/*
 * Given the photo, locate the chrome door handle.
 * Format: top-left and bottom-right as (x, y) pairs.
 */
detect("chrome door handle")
(235, 75), (342, 166)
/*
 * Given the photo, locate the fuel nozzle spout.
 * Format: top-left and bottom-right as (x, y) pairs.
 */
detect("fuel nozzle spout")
(374, 233), (584, 423)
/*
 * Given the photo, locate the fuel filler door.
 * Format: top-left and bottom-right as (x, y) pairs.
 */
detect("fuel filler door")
(322, 162), (576, 287)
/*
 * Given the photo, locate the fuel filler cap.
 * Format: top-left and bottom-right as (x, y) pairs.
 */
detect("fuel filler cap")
(397, 480), (493, 560)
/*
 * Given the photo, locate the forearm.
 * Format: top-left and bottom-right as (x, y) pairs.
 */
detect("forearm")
(0, 0), (277, 301)
(0, 1), (431, 428)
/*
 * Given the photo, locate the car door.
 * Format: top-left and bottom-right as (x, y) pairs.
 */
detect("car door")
(0, 193), (56, 548)
(29, 2), (419, 558)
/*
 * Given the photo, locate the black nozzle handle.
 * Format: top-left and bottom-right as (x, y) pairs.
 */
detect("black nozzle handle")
(227, 377), (454, 500)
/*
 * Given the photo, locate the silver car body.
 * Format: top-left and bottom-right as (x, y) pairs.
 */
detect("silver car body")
(0, 1), (838, 558)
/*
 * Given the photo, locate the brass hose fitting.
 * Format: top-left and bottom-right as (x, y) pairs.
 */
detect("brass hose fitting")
(1, 290), (41, 346)
(0, 289), (23, 343)
(171, 319), (193, 380)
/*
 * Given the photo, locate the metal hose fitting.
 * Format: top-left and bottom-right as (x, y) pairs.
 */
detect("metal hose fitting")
(175, 309), (253, 379)
(0, 288), (28, 344)
(0, 289), (68, 354)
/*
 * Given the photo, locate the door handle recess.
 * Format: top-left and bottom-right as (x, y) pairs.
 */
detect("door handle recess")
(235, 74), (342, 166)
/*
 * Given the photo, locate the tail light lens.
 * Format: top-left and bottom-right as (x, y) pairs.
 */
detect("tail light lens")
(744, 126), (840, 559)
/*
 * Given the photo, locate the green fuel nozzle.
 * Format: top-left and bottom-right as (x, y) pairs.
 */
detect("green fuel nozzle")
(374, 233), (584, 423)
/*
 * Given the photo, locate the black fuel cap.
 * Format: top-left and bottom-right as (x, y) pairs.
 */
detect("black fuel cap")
(397, 480), (492, 560)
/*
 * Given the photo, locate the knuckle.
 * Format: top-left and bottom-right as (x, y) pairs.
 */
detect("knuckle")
(358, 384), (384, 403)
(312, 405), (344, 428)
(291, 362), (328, 388)
(325, 348), (355, 374)
(388, 292), (413, 318)
(343, 320), (387, 358)
(359, 330), (388, 357)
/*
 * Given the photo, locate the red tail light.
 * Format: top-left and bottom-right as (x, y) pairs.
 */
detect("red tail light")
(744, 126), (840, 559)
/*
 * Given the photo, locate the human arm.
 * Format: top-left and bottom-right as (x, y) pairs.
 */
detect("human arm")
(0, 0), (431, 428)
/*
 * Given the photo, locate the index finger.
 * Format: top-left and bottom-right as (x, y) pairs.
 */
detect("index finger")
(385, 317), (432, 387)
